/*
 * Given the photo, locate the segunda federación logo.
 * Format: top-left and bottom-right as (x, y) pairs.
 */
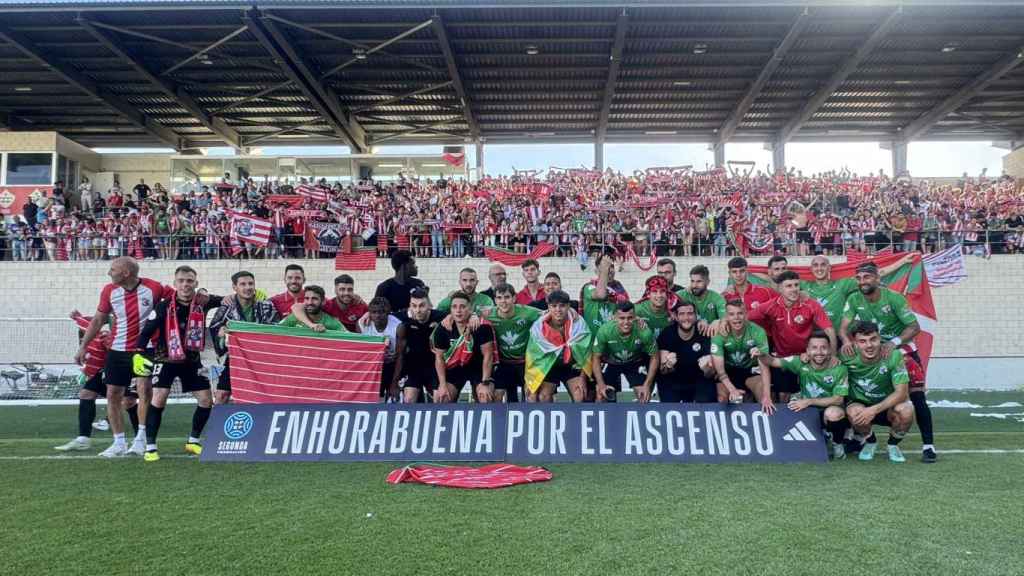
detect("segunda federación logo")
(225, 411), (254, 439)
(218, 411), (254, 455)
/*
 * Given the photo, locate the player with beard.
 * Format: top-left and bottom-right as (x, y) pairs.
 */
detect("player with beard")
(841, 321), (914, 463)
(592, 302), (659, 403)
(656, 258), (686, 293)
(282, 285), (346, 332)
(634, 275), (676, 337)
(322, 274), (369, 332)
(485, 283), (541, 402)
(208, 271), (279, 405)
(656, 301), (717, 403)
(753, 331), (850, 459)
(391, 288), (446, 403)
(840, 262), (936, 463)
(802, 254), (913, 331)
(748, 270), (835, 401)
(268, 264), (306, 317)
(722, 257), (776, 312)
(431, 292), (496, 403)
(676, 265), (727, 336)
(710, 300), (774, 414)
(133, 266), (223, 461)
(438, 268), (495, 314)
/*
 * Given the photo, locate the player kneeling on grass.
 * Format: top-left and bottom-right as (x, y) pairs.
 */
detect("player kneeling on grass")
(842, 321), (914, 463)
(753, 330), (850, 459)
(592, 302), (659, 403)
(431, 292), (495, 403)
(710, 300), (774, 415)
(134, 266), (224, 462)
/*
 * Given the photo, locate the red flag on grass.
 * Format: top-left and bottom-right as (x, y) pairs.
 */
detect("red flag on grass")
(746, 253), (938, 374)
(387, 463), (553, 489)
(484, 241), (556, 266)
(226, 321), (384, 403)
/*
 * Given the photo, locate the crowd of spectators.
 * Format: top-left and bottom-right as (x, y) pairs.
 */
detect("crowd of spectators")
(1, 165), (1022, 262)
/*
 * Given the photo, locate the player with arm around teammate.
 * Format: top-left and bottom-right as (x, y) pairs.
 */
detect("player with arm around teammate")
(754, 330), (850, 459)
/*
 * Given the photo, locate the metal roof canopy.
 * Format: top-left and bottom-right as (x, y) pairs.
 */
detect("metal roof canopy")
(0, 0), (1021, 151)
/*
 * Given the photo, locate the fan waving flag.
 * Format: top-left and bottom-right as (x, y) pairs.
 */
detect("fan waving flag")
(745, 253), (938, 374)
(484, 241), (556, 267)
(296, 183), (328, 202)
(442, 146), (465, 167)
(229, 212), (271, 246)
(226, 321), (384, 403)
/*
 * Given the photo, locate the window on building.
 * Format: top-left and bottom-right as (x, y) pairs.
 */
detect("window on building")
(5, 153), (53, 185)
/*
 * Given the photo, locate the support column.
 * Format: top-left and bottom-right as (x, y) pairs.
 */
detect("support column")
(475, 139), (484, 180)
(595, 140), (605, 171)
(892, 141), (908, 177)
(771, 140), (785, 174)
(713, 142), (725, 168)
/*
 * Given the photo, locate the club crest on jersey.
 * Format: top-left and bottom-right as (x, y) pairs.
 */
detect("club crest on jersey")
(794, 314), (805, 324)
(746, 339), (755, 346)
(692, 343), (702, 352)
(879, 365), (888, 374)
(881, 305), (892, 314)
(141, 298), (151, 308)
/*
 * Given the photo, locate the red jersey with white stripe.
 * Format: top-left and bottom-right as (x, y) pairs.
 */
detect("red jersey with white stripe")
(96, 278), (173, 352)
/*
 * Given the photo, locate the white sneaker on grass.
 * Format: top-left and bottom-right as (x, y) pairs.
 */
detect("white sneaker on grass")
(54, 437), (91, 451)
(98, 443), (127, 458)
(128, 437), (146, 457)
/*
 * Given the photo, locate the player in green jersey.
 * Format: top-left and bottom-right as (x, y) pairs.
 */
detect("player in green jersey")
(676, 265), (727, 336)
(710, 300), (773, 414)
(592, 302), (659, 403)
(754, 330), (850, 459)
(487, 283), (541, 402)
(580, 253), (629, 335)
(842, 321), (914, 463)
(634, 275), (674, 338)
(840, 261), (936, 463)
(805, 254), (913, 331)
(437, 268), (495, 314)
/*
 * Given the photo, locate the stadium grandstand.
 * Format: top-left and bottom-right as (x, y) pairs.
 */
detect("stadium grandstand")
(2, 2), (1024, 576)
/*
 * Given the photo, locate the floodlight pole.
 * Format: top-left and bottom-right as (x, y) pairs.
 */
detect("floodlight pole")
(595, 140), (605, 172)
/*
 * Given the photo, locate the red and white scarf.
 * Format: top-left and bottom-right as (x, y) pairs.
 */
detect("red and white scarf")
(165, 293), (208, 362)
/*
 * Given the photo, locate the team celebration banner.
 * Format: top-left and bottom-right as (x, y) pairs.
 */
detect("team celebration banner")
(202, 403), (827, 463)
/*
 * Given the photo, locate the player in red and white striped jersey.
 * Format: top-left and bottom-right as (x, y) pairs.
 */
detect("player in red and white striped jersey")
(75, 257), (172, 458)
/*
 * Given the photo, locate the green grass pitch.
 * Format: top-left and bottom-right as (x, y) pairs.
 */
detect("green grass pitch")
(1, 389), (1022, 576)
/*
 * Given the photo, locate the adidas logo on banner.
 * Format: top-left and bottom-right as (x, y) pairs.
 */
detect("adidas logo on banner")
(783, 421), (818, 442)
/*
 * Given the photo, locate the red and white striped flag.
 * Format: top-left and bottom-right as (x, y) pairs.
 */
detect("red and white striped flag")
(226, 322), (383, 404)
(846, 248), (868, 263)
(335, 236), (377, 270)
(229, 212), (271, 247)
(296, 183), (328, 202)
(875, 246), (893, 257)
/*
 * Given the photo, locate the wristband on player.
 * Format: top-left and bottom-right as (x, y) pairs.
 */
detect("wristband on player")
(890, 337), (903, 347)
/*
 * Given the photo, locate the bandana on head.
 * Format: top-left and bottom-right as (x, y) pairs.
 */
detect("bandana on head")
(640, 275), (679, 311)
